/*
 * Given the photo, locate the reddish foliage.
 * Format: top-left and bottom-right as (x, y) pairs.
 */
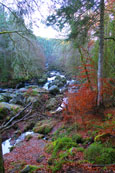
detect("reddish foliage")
(63, 48), (114, 125)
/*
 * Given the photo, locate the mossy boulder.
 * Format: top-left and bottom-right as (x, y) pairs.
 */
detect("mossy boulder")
(84, 143), (115, 164)
(46, 98), (58, 110)
(0, 102), (23, 119)
(33, 119), (56, 134)
(49, 85), (60, 95)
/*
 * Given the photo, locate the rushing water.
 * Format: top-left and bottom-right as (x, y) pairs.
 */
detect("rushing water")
(1, 70), (78, 155)
(2, 131), (33, 155)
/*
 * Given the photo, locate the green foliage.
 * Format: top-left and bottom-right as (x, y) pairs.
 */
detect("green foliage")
(84, 143), (115, 164)
(33, 120), (55, 135)
(47, 137), (77, 158)
(52, 123), (79, 141)
(0, 6), (45, 82)
(76, 147), (84, 152)
(72, 134), (84, 143)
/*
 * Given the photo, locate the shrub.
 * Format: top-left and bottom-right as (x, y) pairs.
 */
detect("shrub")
(84, 143), (115, 164)
(52, 137), (77, 157)
(72, 134), (84, 143)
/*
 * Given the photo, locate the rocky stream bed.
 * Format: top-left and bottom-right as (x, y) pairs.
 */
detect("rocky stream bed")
(0, 70), (79, 173)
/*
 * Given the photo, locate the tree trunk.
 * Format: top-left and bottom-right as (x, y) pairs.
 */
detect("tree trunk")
(97, 0), (105, 106)
(0, 132), (4, 173)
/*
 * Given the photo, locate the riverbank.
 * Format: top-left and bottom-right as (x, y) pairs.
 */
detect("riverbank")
(1, 70), (115, 173)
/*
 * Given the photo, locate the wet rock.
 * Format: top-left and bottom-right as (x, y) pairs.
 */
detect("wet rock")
(9, 94), (25, 105)
(49, 85), (60, 95)
(0, 94), (5, 102)
(1, 93), (15, 102)
(32, 88), (48, 93)
(18, 88), (28, 93)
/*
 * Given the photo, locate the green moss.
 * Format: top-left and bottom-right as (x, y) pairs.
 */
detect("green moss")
(20, 165), (43, 173)
(106, 113), (113, 120)
(51, 137), (77, 157)
(33, 120), (55, 134)
(76, 147), (84, 152)
(25, 135), (32, 141)
(51, 159), (66, 173)
(33, 124), (52, 134)
(72, 134), (84, 143)
(84, 143), (115, 164)
(10, 146), (16, 152)
(49, 151), (72, 173)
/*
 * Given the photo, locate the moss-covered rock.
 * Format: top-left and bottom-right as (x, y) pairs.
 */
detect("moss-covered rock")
(33, 119), (56, 134)
(46, 98), (58, 110)
(84, 143), (115, 164)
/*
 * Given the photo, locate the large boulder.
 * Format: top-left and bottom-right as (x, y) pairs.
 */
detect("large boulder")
(1, 93), (16, 102)
(48, 76), (66, 88)
(33, 119), (56, 134)
(49, 85), (60, 95)
(0, 102), (23, 119)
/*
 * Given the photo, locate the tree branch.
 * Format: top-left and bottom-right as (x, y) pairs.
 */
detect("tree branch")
(104, 37), (115, 41)
(0, 102), (32, 130)
(0, 31), (24, 35)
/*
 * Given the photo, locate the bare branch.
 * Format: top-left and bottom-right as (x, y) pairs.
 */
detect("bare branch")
(0, 31), (24, 35)
(0, 102), (32, 130)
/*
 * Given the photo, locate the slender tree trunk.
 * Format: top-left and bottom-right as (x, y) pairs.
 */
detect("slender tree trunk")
(97, 0), (105, 106)
(0, 132), (4, 173)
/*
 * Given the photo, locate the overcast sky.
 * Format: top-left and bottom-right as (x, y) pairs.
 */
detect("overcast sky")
(1, 0), (63, 38)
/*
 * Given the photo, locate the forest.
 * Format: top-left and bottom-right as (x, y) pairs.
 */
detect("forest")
(0, 0), (115, 172)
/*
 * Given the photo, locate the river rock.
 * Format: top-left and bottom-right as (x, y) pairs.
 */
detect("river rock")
(9, 94), (25, 105)
(18, 88), (28, 93)
(1, 93), (15, 102)
(32, 88), (48, 93)
(0, 94), (5, 102)
(38, 74), (47, 85)
(49, 85), (60, 95)
(0, 102), (23, 113)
